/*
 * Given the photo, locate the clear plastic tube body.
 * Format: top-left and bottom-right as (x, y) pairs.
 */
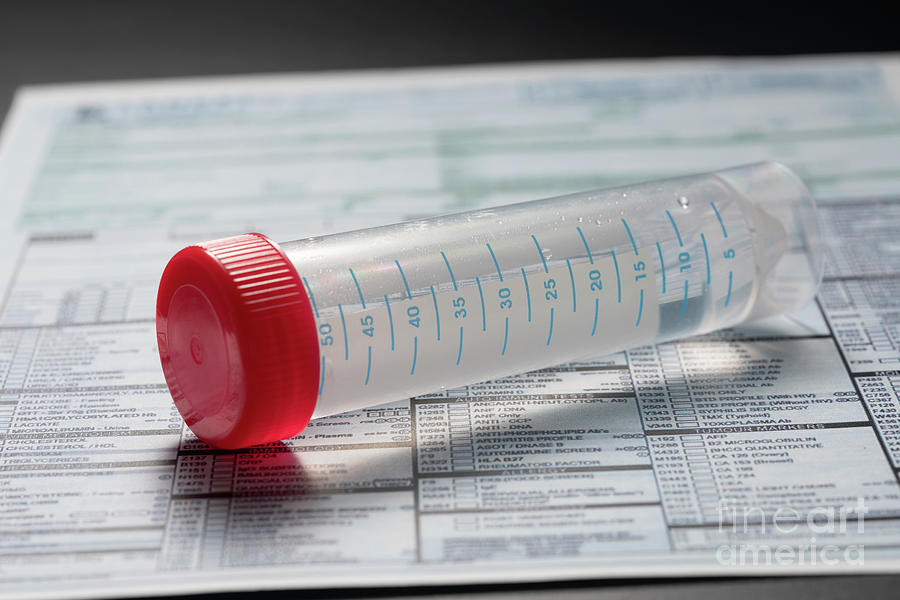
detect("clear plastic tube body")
(283, 162), (823, 419)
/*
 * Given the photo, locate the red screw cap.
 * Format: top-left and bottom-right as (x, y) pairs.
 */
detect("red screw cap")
(156, 233), (320, 448)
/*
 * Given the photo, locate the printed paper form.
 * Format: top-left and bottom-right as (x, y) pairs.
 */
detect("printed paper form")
(1, 54), (900, 599)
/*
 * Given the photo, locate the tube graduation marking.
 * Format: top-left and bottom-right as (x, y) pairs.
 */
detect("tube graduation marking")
(711, 201), (728, 238)
(547, 307), (555, 346)
(384, 294), (395, 351)
(701, 233), (711, 284)
(411, 336), (418, 375)
(430, 285), (440, 341)
(612, 250), (621, 303)
(476, 276), (486, 331)
(726, 271), (733, 307)
(666, 209), (683, 247)
(364, 346), (372, 385)
(576, 226), (594, 264)
(636, 289), (644, 327)
(456, 327), (464, 366)
(680, 280), (689, 317)
(486, 243), (503, 281)
(521, 267), (532, 322)
(531, 234), (549, 273)
(592, 298), (599, 337)
(395, 260), (412, 299)
(714, 201), (733, 308)
(622, 219), (638, 255)
(302, 276), (319, 318)
(502, 317), (509, 355)
(655, 242), (666, 294)
(566, 258), (576, 313)
(318, 356), (325, 397)
(441, 251), (458, 291)
(338, 303), (349, 360)
(349, 268), (366, 308)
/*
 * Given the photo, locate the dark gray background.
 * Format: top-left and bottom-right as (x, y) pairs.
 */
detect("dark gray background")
(1, 1), (897, 598)
(1, 0), (898, 118)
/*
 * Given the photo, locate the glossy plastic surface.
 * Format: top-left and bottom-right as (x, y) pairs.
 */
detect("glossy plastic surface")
(287, 161), (821, 418)
(156, 233), (319, 448)
(158, 162), (822, 448)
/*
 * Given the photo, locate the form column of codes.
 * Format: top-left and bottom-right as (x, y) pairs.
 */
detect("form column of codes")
(657, 344), (723, 521)
(629, 344), (711, 523)
(658, 344), (699, 429)
(844, 280), (898, 353)
(820, 277), (900, 370)
(161, 454), (217, 569)
(415, 401), (455, 474)
(1, 329), (39, 391)
(856, 374), (900, 468)
(675, 434), (721, 523)
(161, 452), (235, 569)
(448, 402), (475, 473)
(201, 455), (235, 568)
(0, 330), (39, 445)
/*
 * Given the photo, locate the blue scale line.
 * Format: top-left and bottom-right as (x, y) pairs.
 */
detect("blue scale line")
(655, 242), (666, 294)
(612, 250), (621, 303)
(364, 346), (372, 385)
(521, 268), (532, 322)
(440, 251), (458, 291)
(546, 307), (555, 346)
(338, 304), (349, 360)
(318, 355), (325, 397)
(384, 294), (395, 351)
(665, 209), (683, 247)
(591, 298), (599, 336)
(726, 271), (733, 307)
(501, 317), (509, 356)
(701, 233), (711, 285)
(680, 280), (689, 317)
(566, 258), (576, 313)
(456, 327), (464, 366)
(430, 285), (441, 341)
(711, 201), (728, 238)
(349, 268), (366, 308)
(576, 226), (594, 264)
(411, 336), (418, 375)
(531, 234), (549, 273)
(395, 260), (412, 299)
(622, 218), (639, 256)
(486, 243), (503, 281)
(476, 276), (486, 331)
(302, 277), (319, 318)
(636, 289), (644, 327)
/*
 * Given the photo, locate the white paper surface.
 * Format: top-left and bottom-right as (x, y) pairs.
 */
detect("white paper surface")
(2, 55), (900, 599)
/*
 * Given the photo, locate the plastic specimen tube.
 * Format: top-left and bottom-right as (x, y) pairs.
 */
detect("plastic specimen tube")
(156, 161), (824, 448)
